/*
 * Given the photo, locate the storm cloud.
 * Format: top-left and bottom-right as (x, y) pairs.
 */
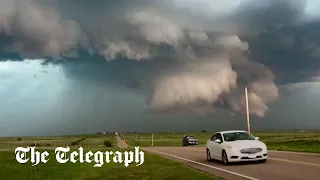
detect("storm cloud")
(1, 0), (319, 118)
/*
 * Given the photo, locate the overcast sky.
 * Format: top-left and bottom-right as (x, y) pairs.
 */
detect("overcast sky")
(1, 0), (320, 136)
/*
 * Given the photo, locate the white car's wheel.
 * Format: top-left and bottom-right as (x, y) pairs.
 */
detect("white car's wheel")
(206, 149), (212, 161)
(222, 150), (229, 165)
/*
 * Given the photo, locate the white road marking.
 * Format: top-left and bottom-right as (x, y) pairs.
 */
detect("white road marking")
(268, 150), (320, 156)
(176, 147), (320, 156)
(269, 157), (320, 167)
(169, 147), (320, 167)
(144, 148), (260, 180)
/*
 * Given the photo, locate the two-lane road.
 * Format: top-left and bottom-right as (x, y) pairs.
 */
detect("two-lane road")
(143, 147), (320, 180)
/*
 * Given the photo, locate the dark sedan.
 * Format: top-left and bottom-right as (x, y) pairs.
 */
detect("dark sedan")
(182, 135), (199, 146)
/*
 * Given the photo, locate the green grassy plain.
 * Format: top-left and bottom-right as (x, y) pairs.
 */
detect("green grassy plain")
(0, 149), (220, 180)
(0, 134), (117, 150)
(0, 134), (220, 180)
(0, 130), (319, 179)
(122, 131), (320, 153)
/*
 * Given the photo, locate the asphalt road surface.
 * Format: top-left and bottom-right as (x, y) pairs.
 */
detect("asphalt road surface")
(143, 147), (320, 180)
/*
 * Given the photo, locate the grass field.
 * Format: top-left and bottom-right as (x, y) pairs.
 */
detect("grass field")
(122, 131), (320, 153)
(2, 131), (319, 153)
(0, 134), (117, 150)
(0, 130), (319, 179)
(0, 148), (220, 180)
(0, 134), (220, 180)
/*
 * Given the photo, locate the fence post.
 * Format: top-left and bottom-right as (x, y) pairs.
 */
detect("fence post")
(152, 133), (154, 147)
(141, 136), (143, 146)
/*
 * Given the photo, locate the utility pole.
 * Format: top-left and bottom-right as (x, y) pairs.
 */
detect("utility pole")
(245, 87), (251, 133)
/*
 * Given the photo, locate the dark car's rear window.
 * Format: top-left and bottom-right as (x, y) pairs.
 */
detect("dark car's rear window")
(187, 136), (197, 139)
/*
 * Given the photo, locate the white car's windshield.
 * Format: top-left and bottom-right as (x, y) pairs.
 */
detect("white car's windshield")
(223, 132), (255, 141)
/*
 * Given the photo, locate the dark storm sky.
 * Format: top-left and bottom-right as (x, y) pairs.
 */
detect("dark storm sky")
(1, 0), (320, 136)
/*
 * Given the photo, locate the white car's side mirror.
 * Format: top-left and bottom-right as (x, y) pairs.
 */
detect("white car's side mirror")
(214, 139), (221, 143)
(255, 137), (259, 140)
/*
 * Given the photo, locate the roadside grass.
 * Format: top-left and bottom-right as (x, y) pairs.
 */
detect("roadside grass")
(123, 131), (320, 153)
(78, 135), (116, 148)
(0, 131), (319, 179)
(0, 134), (117, 150)
(122, 132), (211, 147)
(0, 148), (220, 180)
(265, 139), (320, 153)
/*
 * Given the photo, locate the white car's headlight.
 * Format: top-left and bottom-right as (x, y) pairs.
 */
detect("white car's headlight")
(226, 146), (232, 150)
